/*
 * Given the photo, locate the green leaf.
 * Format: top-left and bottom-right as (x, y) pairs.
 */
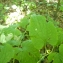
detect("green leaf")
(48, 52), (56, 62)
(0, 3), (3, 9)
(0, 44), (14, 63)
(53, 53), (61, 63)
(5, 33), (13, 42)
(19, 16), (29, 28)
(16, 40), (40, 63)
(8, 40), (21, 46)
(47, 21), (58, 46)
(57, 28), (63, 44)
(2, 24), (21, 35)
(0, 33), (6, 43)
(48, 44), (63, 63)
(29, 2), (36, 10)
(60, 5), (63, 11)
(48, 52), (62, 63)
(27, 15), (47, 50)
(59, 44), (63, 55)
(0, 25), (7, 30)
(58, 44), (63, 63)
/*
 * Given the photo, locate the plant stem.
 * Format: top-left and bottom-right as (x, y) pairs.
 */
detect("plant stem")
(13, 58), (15, 63)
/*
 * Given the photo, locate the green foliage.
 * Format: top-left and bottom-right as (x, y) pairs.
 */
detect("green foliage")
(0, 0), (63, 62)
(15, 40), (40, 63)
(47, 21), (58, 46)
(0, 14), (63, 63)
(0, 3), (3, 9)
(1, 24), (21, 35)
(0, 44), (14, 63)
(60, 5), (63, 11)
(48, 44), (63, 63)
(27, 15), (47, 50)
(19, 16), (29, 29)
(27, 15), (58, 50)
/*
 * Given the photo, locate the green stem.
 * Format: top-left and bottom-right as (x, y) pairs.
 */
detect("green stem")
(13, 58), (15, 63)
(37, 54), (48, 63)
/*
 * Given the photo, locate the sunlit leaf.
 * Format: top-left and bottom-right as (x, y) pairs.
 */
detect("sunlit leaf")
(47, 21), (58, 46)
(27, 15), (47, 50)
(0, 33), (6, 43)
(15, 40), (40, 63)
(0, 44), (14, 63)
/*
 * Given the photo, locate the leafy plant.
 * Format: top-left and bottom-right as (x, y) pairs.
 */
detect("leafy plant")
(0, 14), (63, 63)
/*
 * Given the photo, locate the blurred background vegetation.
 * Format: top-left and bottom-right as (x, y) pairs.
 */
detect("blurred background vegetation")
(0, 0), (63, 63)
(0, 0), (63, 27)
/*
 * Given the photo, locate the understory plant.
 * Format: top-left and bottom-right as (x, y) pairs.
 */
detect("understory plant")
(0, 15), (63, 63)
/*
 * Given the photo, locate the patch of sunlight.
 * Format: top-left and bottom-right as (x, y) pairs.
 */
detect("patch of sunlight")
(11, 5), (17, 9)
(6, 33), (13, 42)
(5, 5), (25, 25)
(46, 0), (58, 3)
(27, 9), (31, 15)
(0, 33), (13, 43)
(0, 33), (6, 43)
(0, 25), (9, 30)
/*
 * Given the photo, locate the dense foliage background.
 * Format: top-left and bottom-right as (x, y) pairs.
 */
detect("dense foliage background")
(0, 0), (63, 63)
